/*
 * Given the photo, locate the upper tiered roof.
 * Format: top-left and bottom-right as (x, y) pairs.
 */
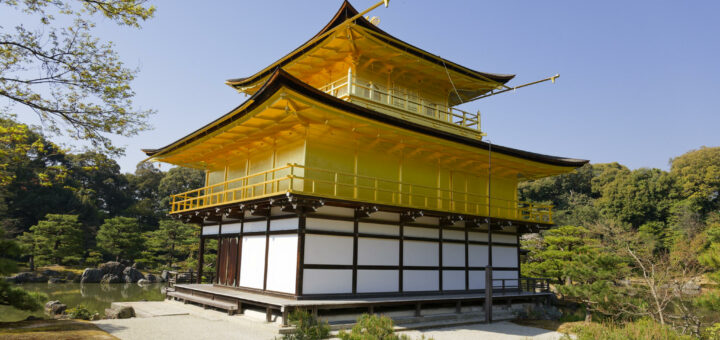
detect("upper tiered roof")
(225, 1), (514, 106)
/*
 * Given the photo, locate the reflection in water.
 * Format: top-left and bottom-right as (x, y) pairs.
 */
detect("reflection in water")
(0, 283), (165, 322)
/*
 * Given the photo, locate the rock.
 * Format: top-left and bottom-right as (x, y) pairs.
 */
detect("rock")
(122, 267), (145, 283)
(176, 272), (193, 283)
(9, 272), (47, 283)
(99, 262), (125, 277)
(145, 274), (159, 283)
(100, 273), (123, 284)
(137, 279), (149, 285)
(90, 313), (102, 321)
(80, 268), (103, 283)
(48, 277), (66, 284)
(41, 269), (60, 277)
(160, 270), (169, 282)
(45, 300), (67, 316)
(24, 315), (41, 321)
(105, 306), (135, 319)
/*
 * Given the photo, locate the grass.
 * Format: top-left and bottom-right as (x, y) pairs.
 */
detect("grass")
(38, 265), (86, 275)
(0, 319), (118, 340)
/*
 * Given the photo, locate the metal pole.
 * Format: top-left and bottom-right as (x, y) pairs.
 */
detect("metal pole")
(484, 140), (493, 323)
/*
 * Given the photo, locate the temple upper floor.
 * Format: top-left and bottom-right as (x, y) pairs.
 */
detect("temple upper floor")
(226, 1), (514, 138)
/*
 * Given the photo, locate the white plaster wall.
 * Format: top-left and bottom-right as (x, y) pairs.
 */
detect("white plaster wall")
(403, 270), (438, 291)
(469, 270), (486, 290)
(468, 244), (489, 267)
(414, 216), (439, 225)
(468, 231), (487, 242)
(266, 234), (297, 294)
(403, 241), (438, 266)
(270, 217), (298, 231)
(358, 238), (399, 265)
(359, 222), (399, 236)
(315, 206), (355, 217)
(443, 229), (465, 240)
(492, 246), (518, 267)
(306, 218), (354, 233)
(243, 220), (266, 233)
(357, 270), (399, 293)
(404, 227), (438, 239)
(303, 269), (352, 294)
(304, 235), (353, 265)
(202, 226), (219, 235)
(493, 233), (518, 244)
(442, 243), (465, 266)
(370, 212), (398, 222)
(493, 270), (519, 288)
(221, 223), (241, 234)
(239, 235), (266, 289)
(442, 270), (465, 291)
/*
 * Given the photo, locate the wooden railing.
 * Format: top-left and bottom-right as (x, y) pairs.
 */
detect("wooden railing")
(319, 76), (481, 131)
(492, 277), (551, 293)
(170, 164), (553, 224)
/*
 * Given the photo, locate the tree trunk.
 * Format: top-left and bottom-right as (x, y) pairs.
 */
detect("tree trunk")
(29, 255), (35, 271)
(584, 310), (592, 323)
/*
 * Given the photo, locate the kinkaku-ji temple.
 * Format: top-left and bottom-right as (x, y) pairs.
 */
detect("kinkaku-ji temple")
(143, 0), (587, 326)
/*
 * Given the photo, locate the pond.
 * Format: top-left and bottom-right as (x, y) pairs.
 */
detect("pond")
(0, 283), (166, 322)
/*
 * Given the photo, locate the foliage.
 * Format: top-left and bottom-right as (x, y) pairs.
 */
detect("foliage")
(522, 225), (593, 283)
(567, 319), (695, 340)
(67, 304), (92, 320)
(143, 220), (197, 269)
(670, 146), (720, 213)
(338, 314), (417, 340)
(0, 229), (46, 311)
(96, 216), (143, 262)
(0, 0), (156, 155)
(20, 214), (84, 266)
(281, 309), (330, 340)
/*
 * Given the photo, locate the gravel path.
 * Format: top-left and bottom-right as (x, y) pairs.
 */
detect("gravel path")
(94, 301), (566, 340)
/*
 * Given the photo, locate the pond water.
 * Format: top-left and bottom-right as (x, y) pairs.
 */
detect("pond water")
(0, 283), (165, 322)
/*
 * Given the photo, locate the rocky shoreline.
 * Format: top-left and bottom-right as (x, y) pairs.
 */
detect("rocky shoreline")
(5, 262), (172, 285)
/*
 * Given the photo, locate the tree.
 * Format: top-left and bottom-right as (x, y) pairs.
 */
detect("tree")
(124, 162), (165, 229)
(20, 214), (84, 266)
(144, 220), (197, 269)
(0, 0), (156, 155)
(158, 166), (205, 213)
(0, 229), (46, 311)
(96, 216), (143, 262)
(671, 146), (720, 214)
(522, 225), (591, 284)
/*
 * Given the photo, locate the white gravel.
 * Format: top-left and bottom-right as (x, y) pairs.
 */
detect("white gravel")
(94, 301), (566, 340)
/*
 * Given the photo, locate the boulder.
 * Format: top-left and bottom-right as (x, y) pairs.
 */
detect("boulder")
(137, 279), (150, 285)
(48, 277), (66, 284)
(145, 274), (159, 283)
(41, 269), (60, 277)
(100, 273), (123, 284)
(105, 306), (135, 319)
(160, 270), (169, 282)
(45, 300), (67, 316)
(90, 313), (102, 321)
(122, 267), (145, 283)
(9, 272), (47, 283)
(176, 272), (193, 283)
(80, 268), (103, 283)
(99, 262), (125, 277)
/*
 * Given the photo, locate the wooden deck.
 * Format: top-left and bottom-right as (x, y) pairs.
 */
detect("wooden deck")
(171, 284), (551, 326)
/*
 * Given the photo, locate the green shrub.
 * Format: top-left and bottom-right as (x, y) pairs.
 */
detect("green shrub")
(67, 304), (93, 320)
(281, 309), (330, 340)
(567, 319), (694, 340)
(338, 314), (432, 340)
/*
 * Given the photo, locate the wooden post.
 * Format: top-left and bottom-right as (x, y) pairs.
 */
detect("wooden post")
(485, 265), (492, 323)
(197, 236), (205, 284)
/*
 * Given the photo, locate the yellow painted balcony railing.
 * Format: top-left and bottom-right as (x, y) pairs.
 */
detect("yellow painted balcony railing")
(318, 76), (481, 131)
(170, 164), (553, 224)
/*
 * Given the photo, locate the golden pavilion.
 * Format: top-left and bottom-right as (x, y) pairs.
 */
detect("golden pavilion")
(145, 0), (587, 324)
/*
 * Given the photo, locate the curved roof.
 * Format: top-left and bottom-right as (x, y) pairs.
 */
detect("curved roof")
(145, 68), (587, 169)
(226, 1), (515, 104)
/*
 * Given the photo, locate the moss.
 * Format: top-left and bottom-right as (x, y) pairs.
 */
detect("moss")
(0, 319), (117, 340)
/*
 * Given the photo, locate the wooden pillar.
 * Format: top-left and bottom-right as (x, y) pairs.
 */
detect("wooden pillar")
(485, 222), (493, 323)
(295, 212), (306, 296)
(197, 235), (205, 284)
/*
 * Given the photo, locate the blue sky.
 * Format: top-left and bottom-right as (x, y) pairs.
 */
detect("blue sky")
(8, 0), (720, 173)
